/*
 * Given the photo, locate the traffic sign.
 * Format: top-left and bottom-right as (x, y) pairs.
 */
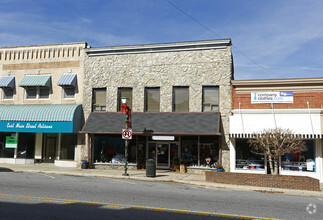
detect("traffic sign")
(122, 129), (132, 140)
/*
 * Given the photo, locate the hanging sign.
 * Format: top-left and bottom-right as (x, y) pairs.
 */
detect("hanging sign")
(251, 91), (293, 103)
(6, 136), (17, 148)
(122, 129), (132, 140)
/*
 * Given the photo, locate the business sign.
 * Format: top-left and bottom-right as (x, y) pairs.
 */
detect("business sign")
(152, 136), (175, 141)
(251, 92), (293, 104)
(6, 136), (17, 148)
(0, 121), (75, 133)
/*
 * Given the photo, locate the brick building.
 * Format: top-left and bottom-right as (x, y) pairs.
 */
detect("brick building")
(230, 77), (323, 182)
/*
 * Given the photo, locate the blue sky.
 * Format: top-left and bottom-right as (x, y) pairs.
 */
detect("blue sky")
(1, 0), (322, 80)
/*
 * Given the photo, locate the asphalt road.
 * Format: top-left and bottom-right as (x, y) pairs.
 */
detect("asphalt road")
(0, 170), (322, 220)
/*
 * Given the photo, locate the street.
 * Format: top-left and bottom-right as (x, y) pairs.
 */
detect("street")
(0, 170), (322, 220)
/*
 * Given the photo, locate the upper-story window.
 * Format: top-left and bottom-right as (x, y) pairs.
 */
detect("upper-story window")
(18, 74), (51, 100)
(202, 86), (219, 112)
(3, 88), (14, 100)
(145, 87), (160, 112)
(173, 86), (189, 112)
(57, 73), (77, 99)
(92, 88), (106, 112)
(0, 75), (15, 100)
(118, 88), (132, 111)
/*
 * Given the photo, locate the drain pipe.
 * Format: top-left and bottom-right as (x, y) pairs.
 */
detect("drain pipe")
(307, 101), (315, 136)
(272, 103), (277, 129)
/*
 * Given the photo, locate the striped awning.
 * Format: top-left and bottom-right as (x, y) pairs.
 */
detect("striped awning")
(18, 75), (51, 87)
(0, 76), (15, 88)
(0, 104), (81, 121)
(57, 73), (77, 87)
(0, 104), (83, 133)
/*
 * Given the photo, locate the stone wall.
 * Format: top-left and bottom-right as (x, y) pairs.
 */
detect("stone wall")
(83, 40), (233, 170)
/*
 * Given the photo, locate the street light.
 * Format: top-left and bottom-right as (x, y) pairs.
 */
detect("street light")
(121, 97), (130, 176)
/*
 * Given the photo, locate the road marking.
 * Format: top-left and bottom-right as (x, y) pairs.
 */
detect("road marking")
(0, 193), (284, 220)
(110, 179), (136, 185)
(38, 173), (55, 179)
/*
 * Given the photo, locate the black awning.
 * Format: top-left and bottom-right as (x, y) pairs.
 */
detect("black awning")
(82, 112), (221, 135)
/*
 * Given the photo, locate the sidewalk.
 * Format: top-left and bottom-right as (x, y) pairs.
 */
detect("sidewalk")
(1, 163), (323, 198)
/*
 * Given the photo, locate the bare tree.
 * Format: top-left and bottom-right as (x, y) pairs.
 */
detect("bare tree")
(248, 128), (307, 175)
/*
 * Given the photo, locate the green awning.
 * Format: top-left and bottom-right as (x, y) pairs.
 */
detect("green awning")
(18, 75), (51, 87)
(0, 104), (82, 133)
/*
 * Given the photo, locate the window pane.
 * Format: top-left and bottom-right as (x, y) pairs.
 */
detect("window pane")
(235, 139), (265, 170)
(145, 88), (160, 112)
(92, 88), (106, 112)
(63, 87), (75, 99)
(60, 134), (77, 160)
(203, 86), (219, 112)
(118, 88), (132, 111)
(173, 87), (189, 112)
(39, 87), (49, 99)
(3, 88), (14, 99)
(26, 87), (37, 99)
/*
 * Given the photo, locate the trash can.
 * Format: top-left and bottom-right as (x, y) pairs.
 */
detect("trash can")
(81, 161), (89, 169)
(146, 159), (156, 177)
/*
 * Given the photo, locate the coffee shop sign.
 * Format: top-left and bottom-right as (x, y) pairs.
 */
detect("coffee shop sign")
(6, 122), (53, 129)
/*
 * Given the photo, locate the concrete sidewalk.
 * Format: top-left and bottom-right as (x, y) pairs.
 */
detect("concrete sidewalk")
(1, 163), (323, 198)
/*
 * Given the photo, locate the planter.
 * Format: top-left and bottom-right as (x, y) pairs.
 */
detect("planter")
(216, 168), (223, 172)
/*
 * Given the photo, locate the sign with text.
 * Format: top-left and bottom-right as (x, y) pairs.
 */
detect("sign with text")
(0, 121), (74, 133)
(6, 136), (17, 148)
(251, 92), (293, 104)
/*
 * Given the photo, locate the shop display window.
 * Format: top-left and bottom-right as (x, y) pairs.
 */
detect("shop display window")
(281, 140), (315, 172)
(17, 133), (35, 159)
(60, 134), (77, 160)
(0, 133), (15, 158)
(182, 136), (219, 168)
(235, 139), (265, 170)
(93, 135), (136, 164)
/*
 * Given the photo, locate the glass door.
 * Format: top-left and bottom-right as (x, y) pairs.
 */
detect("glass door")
(43, 134), (57, 163)
(157, 144), (169, 168)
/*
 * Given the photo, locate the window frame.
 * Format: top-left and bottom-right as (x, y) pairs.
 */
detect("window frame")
(144, 87), (160, 112)
(62, 86), (76, 99)
(92, 88), (107, 112)
(2, 88), (14, 100)
(117, 87), (133, 112)
(202, 86), (219, 112)
(173, 86), (189, 112)
(25, 86), (50, 100)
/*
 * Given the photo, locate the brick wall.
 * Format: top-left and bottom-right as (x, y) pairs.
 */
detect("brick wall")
(232, 87), (323, 110)
(206, 171), (320, 191)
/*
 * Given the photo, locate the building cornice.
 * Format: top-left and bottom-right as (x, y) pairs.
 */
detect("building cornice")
(85, 39), (231, 56)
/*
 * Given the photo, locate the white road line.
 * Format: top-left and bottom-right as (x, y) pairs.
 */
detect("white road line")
(38, 173), (55, 179)
(110, 179), (136, 185)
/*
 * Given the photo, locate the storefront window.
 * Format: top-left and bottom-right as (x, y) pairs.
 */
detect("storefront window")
(281, 140), (315, 172)
(0, 133), (15, 158)
(17, 133), (35, 159)
(182, 136), (219, 168)
(93, 135), (136, 164)
(60, 134), (77, 160)
(235, 139), (265, 170)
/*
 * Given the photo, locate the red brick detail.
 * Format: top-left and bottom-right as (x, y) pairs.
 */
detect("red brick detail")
(205, 172), (320, 191)
(232, 87), (323, 110)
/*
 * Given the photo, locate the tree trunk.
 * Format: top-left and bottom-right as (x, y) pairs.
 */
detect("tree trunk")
(268, 155), (274, 175)
(273, 159), (279, 175)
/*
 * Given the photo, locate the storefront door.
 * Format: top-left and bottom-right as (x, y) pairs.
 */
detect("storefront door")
(43, 134), (57, 163)
(148, 142), (179, 169)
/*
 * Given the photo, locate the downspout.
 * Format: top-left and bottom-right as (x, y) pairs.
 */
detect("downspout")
(272, 103), (277, 129)
(239, 102), (245, 135)
(307, 101), (315, 136)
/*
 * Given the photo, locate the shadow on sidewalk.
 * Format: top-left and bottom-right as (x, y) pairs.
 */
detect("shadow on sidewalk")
(0, 167), (13, 172)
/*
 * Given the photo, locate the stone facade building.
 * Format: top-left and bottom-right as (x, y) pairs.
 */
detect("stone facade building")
(81, 39), (233, 172)
(0, 42), (87, 167)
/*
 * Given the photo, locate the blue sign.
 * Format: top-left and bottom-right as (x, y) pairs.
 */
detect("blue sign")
(0, 121), (74, 133)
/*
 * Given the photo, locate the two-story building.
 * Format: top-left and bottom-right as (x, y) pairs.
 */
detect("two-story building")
(0, 43), (87, 167)
(81, 39), (233, 172)
(230, 77), (323, 182)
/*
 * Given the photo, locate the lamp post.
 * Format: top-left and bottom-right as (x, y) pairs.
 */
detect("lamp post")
(121, 97), (130, 176)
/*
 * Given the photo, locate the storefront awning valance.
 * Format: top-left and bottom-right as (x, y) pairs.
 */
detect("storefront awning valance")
(82, 112), (221, 135)
(0, 76), (15, 88)
(230, 109), (323, 139)
(57, 73), (77, 87)
(18, 75), (51, 87)
(0, 104), (82, 133)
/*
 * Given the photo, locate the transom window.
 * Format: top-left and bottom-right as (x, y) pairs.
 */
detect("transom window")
(202, 86), (219, 112)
